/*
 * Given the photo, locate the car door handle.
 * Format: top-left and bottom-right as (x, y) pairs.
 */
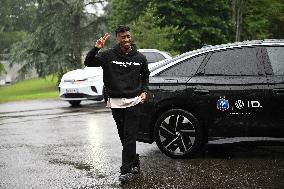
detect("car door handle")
(273, 89), (284, 94)
(164, 78), (178, 81)
(194, 89), (210, 95)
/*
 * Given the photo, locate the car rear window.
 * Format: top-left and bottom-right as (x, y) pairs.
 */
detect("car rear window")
(266, 47), (284, 75)
(142, 52), (166, 63)
(204, 47), (260, 76)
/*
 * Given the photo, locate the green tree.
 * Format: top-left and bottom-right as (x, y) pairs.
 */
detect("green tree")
(240, 0), (284, 40)
(269, 0), (284, 38)
(9, 0), (107, 82)
(0, 63), (6, 76)
(130, 4), (179, 55)
(231, 0), (284, 41)
(0, 31), (26, 54)
(109, 0), (284, 52)
(109, 0), (232, 53)
(0, 0), (36, 54)
(153, 0), (232, 52)
(110, 0), (151, 30)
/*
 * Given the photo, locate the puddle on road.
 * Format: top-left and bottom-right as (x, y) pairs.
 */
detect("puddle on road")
(49, 159), (93, 171)
(49, 159), (108, 179)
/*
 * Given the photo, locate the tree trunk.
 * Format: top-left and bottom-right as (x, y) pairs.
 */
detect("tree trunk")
(235, 1), (240, 42)
(232, 0), (244, 42)
(72, 13), (82, 69)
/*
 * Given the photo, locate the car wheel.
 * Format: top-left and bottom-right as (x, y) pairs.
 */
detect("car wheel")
(154, 109), (203, 158)
(68, 100), (81, 107)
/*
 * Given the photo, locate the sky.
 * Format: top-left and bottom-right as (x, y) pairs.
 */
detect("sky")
(85, 1), (107, 16)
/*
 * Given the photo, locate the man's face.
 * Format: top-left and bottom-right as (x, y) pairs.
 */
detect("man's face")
(117, 31), (132, 50)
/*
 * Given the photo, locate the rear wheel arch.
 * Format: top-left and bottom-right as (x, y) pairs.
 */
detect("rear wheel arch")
(151, 99), (202, 131)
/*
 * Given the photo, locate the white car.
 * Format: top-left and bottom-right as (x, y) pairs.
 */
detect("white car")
(138, 49), (172, 64)
(59, 49), (172, 106)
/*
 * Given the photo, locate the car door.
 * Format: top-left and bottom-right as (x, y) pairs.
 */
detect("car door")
(189, 46), (270, 137)
(262, 46), (284, 137)
(152, 54), (208, 107)
(137, 54), (206, 143)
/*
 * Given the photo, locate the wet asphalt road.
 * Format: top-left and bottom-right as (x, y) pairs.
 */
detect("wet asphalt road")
(0, 100), (284, 189)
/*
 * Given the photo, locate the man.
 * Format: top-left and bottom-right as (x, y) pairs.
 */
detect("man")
(84, 25), (150, 183)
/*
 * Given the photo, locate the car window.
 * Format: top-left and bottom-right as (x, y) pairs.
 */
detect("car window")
(266, 47), (284, 75)
(158, 55), (205, 77)
(142, 52), (166, 63)
(204, 47), (260, 76)
(142, 52), (158, 63)
(155, 53), (166, 61)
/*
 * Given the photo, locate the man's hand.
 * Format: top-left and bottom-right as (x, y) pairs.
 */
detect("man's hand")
(139, 92), (147, 104)
(95, 33), (110, 49)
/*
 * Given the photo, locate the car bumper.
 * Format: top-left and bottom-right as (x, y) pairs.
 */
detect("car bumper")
(59, 94), (104, 101)
(59, 81), (103, 101)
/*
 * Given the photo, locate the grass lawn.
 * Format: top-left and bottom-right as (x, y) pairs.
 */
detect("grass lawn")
(0, 76), (59, 103)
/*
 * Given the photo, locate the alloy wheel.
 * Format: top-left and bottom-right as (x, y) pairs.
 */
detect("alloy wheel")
(155, 109), (203, 158)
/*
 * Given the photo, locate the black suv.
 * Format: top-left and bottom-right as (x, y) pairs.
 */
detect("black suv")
(137, 40), (284, 158)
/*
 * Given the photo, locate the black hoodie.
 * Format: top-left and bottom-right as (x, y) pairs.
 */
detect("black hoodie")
(84, 44), (150, 98)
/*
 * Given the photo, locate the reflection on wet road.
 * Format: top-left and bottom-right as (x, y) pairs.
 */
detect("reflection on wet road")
(0, 100), (284, 189)
(0, 100), (109, 125)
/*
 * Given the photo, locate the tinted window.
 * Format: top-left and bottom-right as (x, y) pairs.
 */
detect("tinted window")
(266, 47), (284, 75)
(205, 47), (260, 76)
(142, 52), (165, 63)
(155, 53), (166, 61)
(159, 55), (205, 77)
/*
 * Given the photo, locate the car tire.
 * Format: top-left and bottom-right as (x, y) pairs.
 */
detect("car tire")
(68, 100), (81, 107)
(154, 109), (204, 158)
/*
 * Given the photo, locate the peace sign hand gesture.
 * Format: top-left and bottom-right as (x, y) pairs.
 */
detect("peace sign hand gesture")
(95, 33), (110, 49)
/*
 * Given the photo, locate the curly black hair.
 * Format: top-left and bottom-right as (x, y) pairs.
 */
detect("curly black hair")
(115, 25), (130, 37)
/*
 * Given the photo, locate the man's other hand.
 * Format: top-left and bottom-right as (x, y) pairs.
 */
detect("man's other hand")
(140, 92), (147, 104)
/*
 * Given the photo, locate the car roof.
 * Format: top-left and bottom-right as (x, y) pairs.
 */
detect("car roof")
(138, 49), (172, 58)
(178, 39), (284, 58)
(150, 39), (284, 76)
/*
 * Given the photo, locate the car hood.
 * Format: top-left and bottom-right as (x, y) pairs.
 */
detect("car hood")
(62, 67), (103, 80)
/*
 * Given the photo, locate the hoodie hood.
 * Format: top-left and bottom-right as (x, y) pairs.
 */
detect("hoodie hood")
(113, 43), (138, 57)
